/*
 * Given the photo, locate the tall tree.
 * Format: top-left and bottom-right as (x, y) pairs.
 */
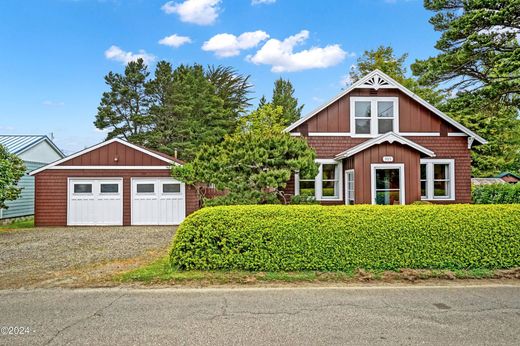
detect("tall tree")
(350, 46), (445, 106)
(0, 145), (25, 209)
(94, 58), (152, 144)
(411, 0), (520, 107)
(441, 93), (520, 177)
(171, 104), (318, 205)
(260, 78), (303, 126)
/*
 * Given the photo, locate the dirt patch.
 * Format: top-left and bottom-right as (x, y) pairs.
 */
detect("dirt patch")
(0, 226), (175, 289)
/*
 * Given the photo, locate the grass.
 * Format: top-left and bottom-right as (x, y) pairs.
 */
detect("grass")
(0, 217), (34, 230)
(116, 256), (516, 286)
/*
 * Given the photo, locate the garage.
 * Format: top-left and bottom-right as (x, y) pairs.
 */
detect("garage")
(31, 138), (199, 227)
(131, 178), (186, 225)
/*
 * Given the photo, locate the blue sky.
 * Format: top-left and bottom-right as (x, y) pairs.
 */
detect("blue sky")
(0, 0), (439, 153)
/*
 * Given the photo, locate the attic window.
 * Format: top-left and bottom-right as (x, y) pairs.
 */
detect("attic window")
(351, 97), (399, 137)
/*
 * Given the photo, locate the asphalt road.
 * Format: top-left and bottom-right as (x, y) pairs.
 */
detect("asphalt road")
(0, 285), (519, 345)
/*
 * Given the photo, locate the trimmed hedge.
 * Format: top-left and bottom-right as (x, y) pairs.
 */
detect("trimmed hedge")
(472, 183), (520, 204)
(169, 205), (520, 271)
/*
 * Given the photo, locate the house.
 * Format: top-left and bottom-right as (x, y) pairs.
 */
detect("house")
(30, 138), (198, 226)
(0, 135), (64, 220)
(284, 70), (487, 205)
(496, 172), (520, 184)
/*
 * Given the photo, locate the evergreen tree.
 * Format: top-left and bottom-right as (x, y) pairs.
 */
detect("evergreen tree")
(270, 78), (304, 126)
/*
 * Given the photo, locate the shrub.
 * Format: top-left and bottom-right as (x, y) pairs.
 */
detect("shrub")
(170, 204), (520, 271)
(472, 183), (520, 204)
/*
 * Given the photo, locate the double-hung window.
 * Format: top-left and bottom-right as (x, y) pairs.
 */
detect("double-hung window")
(420, 159), (455, 200)
(351, 97), (398, 136)
(295, 160), (342, 201)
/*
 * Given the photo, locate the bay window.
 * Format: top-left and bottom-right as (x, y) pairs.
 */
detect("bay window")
(420, 159), (455, 200)
(295, 160), (342, 201)
(351, 97), (398, 136)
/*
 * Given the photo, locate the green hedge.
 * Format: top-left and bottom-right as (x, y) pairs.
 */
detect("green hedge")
(472, 183), (520, 204)
(169, 205), (520, 271)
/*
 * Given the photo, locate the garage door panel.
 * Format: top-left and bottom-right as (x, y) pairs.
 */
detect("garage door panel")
(68, 179), (123, 226)
(132, 178), (185, 225)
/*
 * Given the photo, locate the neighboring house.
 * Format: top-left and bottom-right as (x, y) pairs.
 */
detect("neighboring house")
(0, 135), (64, 220)
(471, 178), (507, 186)
(496, 172), (520, 184)
(30, 138), (198, 226)
(284, 70), (487, 205)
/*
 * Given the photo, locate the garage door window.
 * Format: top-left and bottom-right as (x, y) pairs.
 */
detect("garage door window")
(74, 183), (92, 194)
(136, 183), (155, 193)
(163, 183), (181, 193)
(100, 183), (119, 193)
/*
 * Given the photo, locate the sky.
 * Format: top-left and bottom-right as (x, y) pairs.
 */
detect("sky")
(0, 0), (440, 154)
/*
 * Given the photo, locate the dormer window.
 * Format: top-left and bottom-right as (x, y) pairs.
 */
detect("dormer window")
(351, 97), (399, 136)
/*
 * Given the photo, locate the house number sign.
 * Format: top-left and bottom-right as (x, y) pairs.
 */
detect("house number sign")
(382, 156), (394, 162)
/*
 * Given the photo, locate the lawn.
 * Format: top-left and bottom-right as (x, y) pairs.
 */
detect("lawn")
(0, 217), (34, 230)
(116, 256), (514, 286)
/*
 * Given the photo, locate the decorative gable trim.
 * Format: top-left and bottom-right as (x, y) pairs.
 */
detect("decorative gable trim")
(29, 138), (180, 176)
(334, 132), (436, 160)
(284, 69), (487, 145)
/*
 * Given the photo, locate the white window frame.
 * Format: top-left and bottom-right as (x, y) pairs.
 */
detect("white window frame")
(420, 159), (455, 201)
(371, 163), (405, 205)
(345, 169), (355, 205)
(295, 159), (343, 201)
(351, 97), (399, 137)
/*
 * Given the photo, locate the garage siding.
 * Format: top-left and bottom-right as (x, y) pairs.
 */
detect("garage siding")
(34, 169), (199, 227)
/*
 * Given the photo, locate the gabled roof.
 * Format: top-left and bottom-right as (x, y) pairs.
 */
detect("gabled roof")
(284, 69), (487, 144)
(0, 134), (64, 157)
(29, 138), (182, 175)
(334, 132), (436, 160)
(496, 172), (520, 180)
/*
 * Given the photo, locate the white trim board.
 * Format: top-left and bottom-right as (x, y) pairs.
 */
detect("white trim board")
(335, 132), (435, 159)
(45, 166), (171, 170)
(30, 138), (180, 176)
(284, 69), (486, 144)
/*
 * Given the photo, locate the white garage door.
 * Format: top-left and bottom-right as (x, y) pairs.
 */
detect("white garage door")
(131, 178), (186, 225)
(68, 178), (123, 226)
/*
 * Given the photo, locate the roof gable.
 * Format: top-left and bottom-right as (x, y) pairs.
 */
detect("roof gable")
(285, 70), (486, 144)
(30, 138), (181, 175)
(0, 135), (64, 157)
(335, 132), (436, 159)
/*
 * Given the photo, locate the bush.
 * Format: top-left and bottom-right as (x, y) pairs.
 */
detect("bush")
(472, 183), (520, 204)
(170, 204), (520, 271)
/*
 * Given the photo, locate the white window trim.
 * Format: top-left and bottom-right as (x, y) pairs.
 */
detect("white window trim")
(345, 169), (355, 205)
(420, 159), (455, 201)
(350, 97), (399, 137)
(371, 163), (405, 205)
(295, 159), (343, 201)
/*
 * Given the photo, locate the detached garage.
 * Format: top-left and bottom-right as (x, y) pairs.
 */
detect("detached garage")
(30, 138), (199, 227)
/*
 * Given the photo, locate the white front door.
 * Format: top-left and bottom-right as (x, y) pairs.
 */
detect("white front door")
(371, 164), (405, 205)
(131, 178), (186, 225)
(68, 178), (123, 226)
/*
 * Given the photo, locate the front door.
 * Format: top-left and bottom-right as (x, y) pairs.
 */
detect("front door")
(371, 164), (404, 205)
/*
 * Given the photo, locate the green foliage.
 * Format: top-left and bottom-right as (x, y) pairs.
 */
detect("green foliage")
(258, 78), (303, 126)
(412, 0), (520, 108)
(350, 46), (445, 106)
(171, 104), (318, 205)
(0, 145), (26, 209)
(289, 194), (318, 205)
(472, 183), (520, 204)
(95, 60), (252, 160)
(94, 58), (153, 144)
(441, 93), (520, 176)
(170, 204), (520, 271)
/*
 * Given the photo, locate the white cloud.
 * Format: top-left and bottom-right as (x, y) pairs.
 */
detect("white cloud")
(251, 0), (276, 5)
(104, 45), (156, 65)
(158, 34), (192, 48)
(42, 100), (65, 107)
(202, 30), (269, 57)
(161, 0), (220, 25)
(247, 30), (349, 72)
